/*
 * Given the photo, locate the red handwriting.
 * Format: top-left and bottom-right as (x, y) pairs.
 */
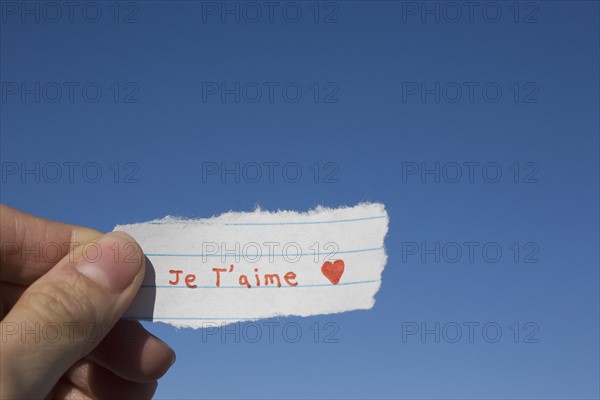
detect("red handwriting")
(168, 269), (197, 288)
(168, 265), (299, 289)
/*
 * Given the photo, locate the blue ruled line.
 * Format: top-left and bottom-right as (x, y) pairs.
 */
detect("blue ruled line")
(146, 246), (384, 258)
(141, 279), (380, 289)
(128, 278), (380, 320)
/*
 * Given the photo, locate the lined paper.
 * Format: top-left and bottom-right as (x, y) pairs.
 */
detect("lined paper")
(117, 203), (389, 328)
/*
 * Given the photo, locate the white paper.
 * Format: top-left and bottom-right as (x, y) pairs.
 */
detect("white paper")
(116, 203), (389, 328)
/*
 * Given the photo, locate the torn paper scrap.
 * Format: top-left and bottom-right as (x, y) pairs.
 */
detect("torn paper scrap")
(116, 202), (389, 328)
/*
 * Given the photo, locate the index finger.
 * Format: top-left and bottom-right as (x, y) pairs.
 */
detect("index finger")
(0, 204), (102, 285)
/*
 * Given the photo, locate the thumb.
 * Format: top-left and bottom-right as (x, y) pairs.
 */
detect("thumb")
(0, 231), (145, 399)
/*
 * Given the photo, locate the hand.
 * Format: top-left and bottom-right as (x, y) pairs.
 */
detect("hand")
(0, 205), (175, 399)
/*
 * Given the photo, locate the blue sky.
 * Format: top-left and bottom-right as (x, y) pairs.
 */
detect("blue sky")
(1, 1), (599, 398)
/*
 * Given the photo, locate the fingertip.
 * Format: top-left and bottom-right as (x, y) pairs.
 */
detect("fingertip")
(140, 335), (177, 380)
(75, 233), (144, 293)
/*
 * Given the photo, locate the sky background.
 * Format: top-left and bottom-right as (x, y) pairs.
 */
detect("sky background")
(1, 1), (599, 398)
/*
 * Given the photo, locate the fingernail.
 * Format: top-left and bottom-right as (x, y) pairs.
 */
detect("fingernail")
(76, 232), (143, 292)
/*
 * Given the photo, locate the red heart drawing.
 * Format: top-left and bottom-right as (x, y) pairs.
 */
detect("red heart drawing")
(321, 259), (345, 285)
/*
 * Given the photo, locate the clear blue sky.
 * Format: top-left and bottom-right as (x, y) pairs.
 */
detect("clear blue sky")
(1, 1), (599, 398)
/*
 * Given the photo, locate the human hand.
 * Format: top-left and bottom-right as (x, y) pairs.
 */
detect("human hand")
(0, 205), (175, 399)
